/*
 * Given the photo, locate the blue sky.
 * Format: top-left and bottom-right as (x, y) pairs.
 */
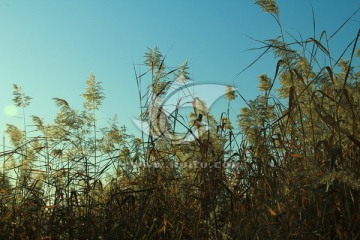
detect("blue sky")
(0, 0), (359, 142)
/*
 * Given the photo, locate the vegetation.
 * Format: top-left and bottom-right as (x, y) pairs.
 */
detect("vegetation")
(1, 1), (360, 239)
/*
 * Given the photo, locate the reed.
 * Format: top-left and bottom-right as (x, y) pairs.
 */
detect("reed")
(0, 1), (359, 239)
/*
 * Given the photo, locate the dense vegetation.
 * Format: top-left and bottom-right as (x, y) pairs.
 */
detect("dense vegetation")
(1, 1), (360, 239)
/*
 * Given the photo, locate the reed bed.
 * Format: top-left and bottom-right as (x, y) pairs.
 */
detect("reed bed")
(1, 1), (360, 239)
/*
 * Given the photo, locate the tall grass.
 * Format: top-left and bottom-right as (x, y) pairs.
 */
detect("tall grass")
(0, 1), (360, 239)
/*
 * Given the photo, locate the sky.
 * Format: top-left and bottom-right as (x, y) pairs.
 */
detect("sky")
(0, 0), (359, 145)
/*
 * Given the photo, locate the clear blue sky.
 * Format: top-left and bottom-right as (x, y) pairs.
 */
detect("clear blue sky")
(0, 0), (359, 142)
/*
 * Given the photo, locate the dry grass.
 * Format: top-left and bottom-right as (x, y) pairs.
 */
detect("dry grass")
(1, 2), (360, 239)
